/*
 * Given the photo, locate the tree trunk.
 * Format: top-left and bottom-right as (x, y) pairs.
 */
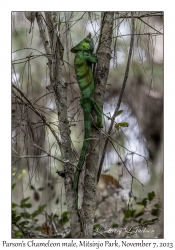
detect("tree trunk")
(81, 12), (114, 238)
(36, 11), (83, 238)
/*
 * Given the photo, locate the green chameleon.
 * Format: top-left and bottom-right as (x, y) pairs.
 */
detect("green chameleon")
(71, 33), (103, 212)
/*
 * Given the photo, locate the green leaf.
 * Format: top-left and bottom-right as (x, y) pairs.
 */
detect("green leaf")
(59, 211), (69, 225)
(111, 223), (118, 228)
(14, 230), (23, 238)
(13, 215), (21, 223)
(118, 122), (129, 127)
(35, 226), (41, 231)
(138, 218), (143, 223)
(143, 220), (151, 225)
(21, 197), (30, 203)
(60, 217), (69, 225)
(141, 198), (148, 207)
(12, 202), (18, 208)
(133, 219), (139, 223)
(124, 209), (136, 218)
(19, 221), (29, 226)
(148, 191), (155, 201)
(12, 210), (17, 220)
(123, 210), (130, 218)
(32, 212), (39, 218)
(134, 211), (144, 218)
(93, 224), (104, 230)
(12, 109), (16, 113)
(20, 197), (30, 207)
(130, 210), (136, 217)
(31, 205), (46, 218)
(154, 203), (160, 209)
(37, 204), (46, 213)
(20, 212), (31, 219)
(151, 218), (158, 223)
(151, 208), (160, 217)
(61, 211), (68, 218)
(21, 203), (32, 208)
(115, 110), (123, 117)
(12, 183), (16, 190)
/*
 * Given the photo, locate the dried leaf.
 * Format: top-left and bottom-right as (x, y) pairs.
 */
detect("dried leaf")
(115, 123), (120, 130)
(24, 12), (36, 33)
(34, 191), (40, 201)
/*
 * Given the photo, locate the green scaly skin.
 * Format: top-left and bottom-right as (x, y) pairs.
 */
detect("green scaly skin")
(71, 35), (103, 212)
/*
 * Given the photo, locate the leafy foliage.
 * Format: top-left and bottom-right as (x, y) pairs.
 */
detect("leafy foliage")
(12, 184), (69, 238)
(12, 194), (44, 238)
(121, 191), (161, 236)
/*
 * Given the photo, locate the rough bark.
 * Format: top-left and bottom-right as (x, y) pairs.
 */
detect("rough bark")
(36, 12), (83, 238)
(81, 12), (114, 238)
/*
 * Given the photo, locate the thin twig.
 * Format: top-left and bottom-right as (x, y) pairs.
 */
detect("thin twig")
(63, 12), (86, 34)
(12, 84), (62, 150)
(114, 12), (163, 20)
(31, 143), (76, 168)
(12, 155), (48, 165)
(112, 32), (162, 39)
(109, 139), (144, 187)
(12, 127), (77, 168)
(100, 128), (151, 166)
(12, 153), (75, 167)
(138, 17), (163, 35)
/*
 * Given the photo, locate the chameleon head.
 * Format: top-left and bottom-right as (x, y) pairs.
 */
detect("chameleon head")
(70, 33), (94, 53)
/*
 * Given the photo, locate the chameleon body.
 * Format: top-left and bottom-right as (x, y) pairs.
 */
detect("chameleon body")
(71, 34), (103, 211)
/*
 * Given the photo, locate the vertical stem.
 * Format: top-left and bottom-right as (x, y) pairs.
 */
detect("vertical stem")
(81, 12), (114, 238)
(36, 11), (83, 238)
(97, 11), (135, 181)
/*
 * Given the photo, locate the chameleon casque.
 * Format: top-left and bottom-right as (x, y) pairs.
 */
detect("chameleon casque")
(71, 33), (103, 212)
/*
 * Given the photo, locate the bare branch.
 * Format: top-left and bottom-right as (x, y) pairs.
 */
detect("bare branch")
(12, 149), (76, 168)
(12, 155), (48, 165)
(98, 12), (135, 181)
(138, 17), (163, 35)
(112, 32), (162, 39)
(100, 128), (151, 166)
(31, 142), (76, 168)
(114, 12), (163, 20)
(109, 139), (144, 187)
(35, 11), (82, 238)
(35, 12), (52, 59)
(81, 12), (115, 238)
(12, 84), (62, 150)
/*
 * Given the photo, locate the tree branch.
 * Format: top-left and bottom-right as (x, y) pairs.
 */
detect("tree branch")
(12, 145), (76, 168)
(114, 12), (163, 20)
(12, 84), (62, 150)
(36, 11), (82, 238)
(81, 12), (114, 238)
(97, 11), (135, 181)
